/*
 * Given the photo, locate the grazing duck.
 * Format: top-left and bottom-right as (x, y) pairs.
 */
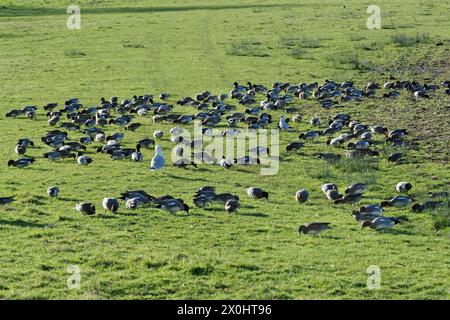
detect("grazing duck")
(7, 157), (35, 168)
(325, 189), (341, 201)
(345, 183), (367, 194)
(43, 151), (62, 161)
(47, 186), (59, 198)
(299, 131), (321, 141)
(347, 140), (370, 150)
(75, 202), (96, 215)
(153, 130), (164, 139)
(298, 222), (331, 236)
(155, 198), (189, 214)
(247, 187), (269, 201)
(119, 190), (154, 204)
(286, 141), (304, 152)
(352, 211), (382, 222)
(77, 155), (93, 165)
(411, 201), (442, 213)
(124, 123), (142, 132)
(317, 153), (341, 162)
(173, 158), (198, 169)
(95, 133), (106, 142)
(292, 114), (302, 123)
(361, 217), (401, 230)
(213, 193), (240, 205)
(225, 199), (240, 213)
(429, 191), (449, 198)
(126, 198), (140, 209)
(388, 152), (404, 163)
(159, 93), (169, 100)
(396, 182), (412, 193)
(79, 136), (92, 145)
(15, 144), (27, 155)
(193, 195), (210, 208)
(5, 109), (22, 118)
(131, 144), (143, 162)
(219, 156), (233, 170)
(137, 138), (155, 149)
(334, 193), (364, 205)
(17, 138), (34, 147)
(380, 196), (414, 208)
(321, 183), (338, 193)
(359, 204), (384, 215)
(150, 145), (165, 171)
(295, 189), (309, 204)
(310, 117), (320, 127)
(370, 125), (388, 134)
(0, 196), (15, 205)
(102, 198), (120, 214)
(106, 133), (125, 142)
(234, 156), (260, 165)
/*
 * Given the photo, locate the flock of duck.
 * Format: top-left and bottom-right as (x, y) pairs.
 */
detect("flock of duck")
(1, 79), (449, 236)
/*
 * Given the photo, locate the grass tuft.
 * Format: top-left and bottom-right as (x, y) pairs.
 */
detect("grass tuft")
(391, 33), (431, 47)
(226, 40), (269, 57)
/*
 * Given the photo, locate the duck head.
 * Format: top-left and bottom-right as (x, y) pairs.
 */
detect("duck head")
(298, 225), (307, 235)
(361, 221), (371, 229)
(379, 201), (391, 207)
(111, 204), (119, 214)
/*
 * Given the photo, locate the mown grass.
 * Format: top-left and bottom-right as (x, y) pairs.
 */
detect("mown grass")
(0, 0), (449, 300)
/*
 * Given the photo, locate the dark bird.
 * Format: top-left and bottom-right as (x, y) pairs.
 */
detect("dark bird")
(0, 196), (15, 205)
(295, 189), (309, 204)
(388, 152), (403, 163)
(225, 199), (240, 213)
(334, 193), (364, 205)
(47, 186), (59, 198)
(7, 158), (35, 168)
(411, 201), (443, 213)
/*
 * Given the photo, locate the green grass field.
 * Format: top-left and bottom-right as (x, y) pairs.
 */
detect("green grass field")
(0, 0), (449, 299)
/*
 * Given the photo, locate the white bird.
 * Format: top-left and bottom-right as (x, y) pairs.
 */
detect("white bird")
(278, 116), (291, 130)
(150, 145), (165, 170)
(219, 157), (233, 170)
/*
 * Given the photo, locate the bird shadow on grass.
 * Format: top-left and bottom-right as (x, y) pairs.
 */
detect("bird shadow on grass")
(379, 228), (415, 236)
(239, 212), (269, 218)
(203, 207), (224, 213)
(172, 213), (205, 218)
(0, 218), (46, 228)
(115, 212), (139, 217)
(94, 214), (118, 219)
(58, 197), (81, 202)
(165, 174), (209, 182)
